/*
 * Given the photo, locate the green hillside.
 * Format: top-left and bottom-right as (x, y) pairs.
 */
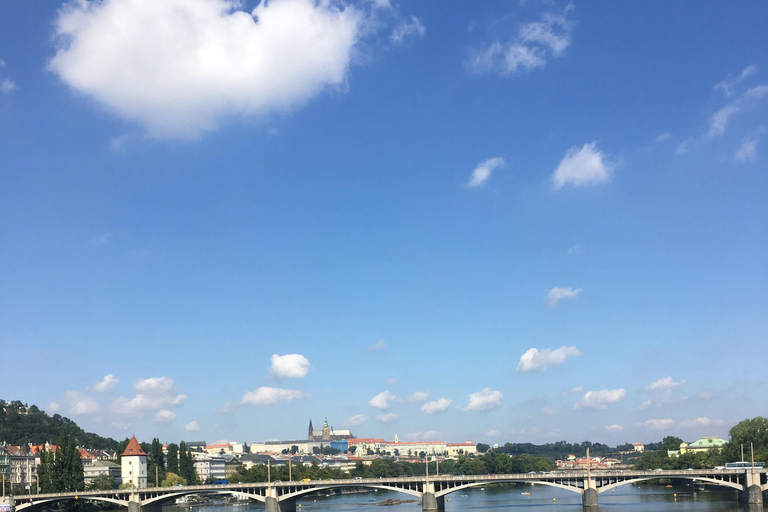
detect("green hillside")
(0, 399), (118, 449)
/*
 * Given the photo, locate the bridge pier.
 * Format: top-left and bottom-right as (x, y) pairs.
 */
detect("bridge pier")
(582, 478), (598, 508)
(421, 482), (444, 512)
(738, 471), (763, 505)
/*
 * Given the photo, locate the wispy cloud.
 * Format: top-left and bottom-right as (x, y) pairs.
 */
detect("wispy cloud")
(708, 85), (768, 137)
(517, 346), (581, 372)
(467, 157), (505, 187)
(421, 398), (452, 414)
(646, 377), (686, 391)
(240, 387), (310, 406)
(714, 64), (758, 97)
(155, 410), (176, 424)
(369, 339), (387, 351)
(574, 388), (626, 409)
(546, 287), (582, 307)
(680, 417), (724, 427)
(735, 139), (758, 161)
(458, 387), (503, 411)
(567, 244), (585, 256)
(269, 353), (311, 379)
(407, 391), (430, 403)
(561, 385), (584, 396)
(469, 4), (574, 75)
(344, 414), (368, 426)
(404, 430), (440, 441)
(637, 418), (674, 430)
(605, 424), (624, 432)
(390, 16), (425, 45)
(376, 412), (400, 423)
(185, 421), (200, 432)
(0, 79), (16, 94)
(552, 142), (614, 189)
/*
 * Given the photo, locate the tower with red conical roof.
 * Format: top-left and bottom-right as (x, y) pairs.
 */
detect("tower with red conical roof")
(120, 436), (147, 488)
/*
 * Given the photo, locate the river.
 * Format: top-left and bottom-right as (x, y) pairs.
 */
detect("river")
(158, 482), (762, 512)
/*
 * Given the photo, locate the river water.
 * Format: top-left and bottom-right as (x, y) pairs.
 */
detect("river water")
(160, 482), (762, 512)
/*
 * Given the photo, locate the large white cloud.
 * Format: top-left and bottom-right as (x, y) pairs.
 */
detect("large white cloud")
(65, 391), (100, 416)
(552, 142), (614, 189)
(241, 386), (310, 406)
(269, 353), (311, 379)
(574, 388), (626, 409)
(546, 287), (583, 307)
(467, 157), (504, 187)
(459, 387), (503, 411)
(111, 376), (187, 416)
(369, 390), (397, 409)
(48, 0), (362, 139)
(420, 398), (452, 414)
(517, 346), (582, 373)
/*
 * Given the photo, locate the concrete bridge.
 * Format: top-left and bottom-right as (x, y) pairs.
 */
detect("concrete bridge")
(5, 468), (768, 512)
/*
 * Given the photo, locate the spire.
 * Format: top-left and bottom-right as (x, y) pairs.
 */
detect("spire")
(308, 420), (314, 440)
(121, 436), (147, 457)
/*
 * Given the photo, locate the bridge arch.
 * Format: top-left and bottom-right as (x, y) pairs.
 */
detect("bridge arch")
(434, 479), (584, 498)
(597, 476), (743, 494)
(279, 484), (422, 502)
(16, 497), (129, 511)
(142, 490), (266, 506)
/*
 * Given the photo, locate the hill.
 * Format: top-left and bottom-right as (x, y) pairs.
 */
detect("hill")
(0, 399), (118, 450)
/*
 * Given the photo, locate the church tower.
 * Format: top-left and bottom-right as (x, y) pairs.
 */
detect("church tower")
(308, 419), (314, 440)
(120, 436), (147, 489)
(322, 416), (331, 441)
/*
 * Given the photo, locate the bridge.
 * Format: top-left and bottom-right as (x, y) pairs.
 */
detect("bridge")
(5, 468), (768, 512)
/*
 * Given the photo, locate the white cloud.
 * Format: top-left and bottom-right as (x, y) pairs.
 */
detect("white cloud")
(567, 244), (585, 256)
(646, 377), (686, 391)
(675, 139), (690, 154)
(404, 430), (440, 441)
(111, 376), (187, 416)
(185, 421), (201, 432)
(708, 85), (768, 138)
(540, 406), (556, 416)
(714, 64), (758, 96)
(467, 157), (505, 188)
(680, 417), (724, 427)
(369, 390), (397, 409)
(517, 346), (582, 372)
(65, 391), (100, 416)
(655, 132), (673, 142)
(344, 414), (368, 426)
(699, 391), (712, 399)
(133, 376), (176, 394)
(469, 7), (574, 75)
(735, 139), (758, 161)
(546, 287), (583, 307)
(390, 16), (425, 45)
(216, 401), (235, 414)
(605, 424), (624, 432)
(46, 402), (61, 414)
(561, 385), (584, 396)
(90, 374), (119, 393)
(48, 0), (363, 139)
(376, 412), (400, 423)
(552, 142), (614, 189)
(1, 79), (17, 94)
(241, 386), (310, 406)
(421, 398), (452, 414)
(407, 391), (430, 403)
(369, 339), (387, 351)
(485, 429), (502, 437)
(155, 410), (176, 423)
(639, 399), (652, 409)
(387, 377), (398, 385)
(459, 387), (503, 411)
(574, 388), (626, 410)
(638, 418), (675, 430)
(269, 353), (311, 379)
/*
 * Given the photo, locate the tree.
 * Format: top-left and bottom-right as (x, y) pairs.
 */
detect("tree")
(662, 436), (684, 452)
(148, 438), (166, 486)
(37, 445), (56, 493)
(161, 472), (187, 487)
(166, 443), (179, 474)
(178, 442), (197, 484)
(86, 474), (115, 491)
(291, 445), (299, 455)
(54, 429), (85, 492)
(476, 443), (490, 453)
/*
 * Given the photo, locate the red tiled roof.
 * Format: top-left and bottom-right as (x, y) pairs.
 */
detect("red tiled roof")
(122, 436), (147, 457)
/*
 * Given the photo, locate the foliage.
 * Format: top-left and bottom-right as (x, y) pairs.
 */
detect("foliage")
(0, 399), (118, 449)
(161, 472), (187, 487)
(178, 442), (198, 484)
(86, 474), (115, 491)
(148, 438), (166, 486)
(166, 443), (179, 475)
(476, 443), (490, 453)
(37, 429), (86, 492)
(228, 462), (347, 483)
(662, 436), (684, 452)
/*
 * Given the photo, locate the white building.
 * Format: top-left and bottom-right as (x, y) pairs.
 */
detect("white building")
(193, 455), (226, 481)
(120, 436), (147, 489)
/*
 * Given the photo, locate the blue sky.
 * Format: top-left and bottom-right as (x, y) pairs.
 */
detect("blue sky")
(1, 0), (766, 448)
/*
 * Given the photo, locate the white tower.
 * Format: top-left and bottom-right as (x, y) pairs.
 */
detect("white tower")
(120, 436), (148, 489)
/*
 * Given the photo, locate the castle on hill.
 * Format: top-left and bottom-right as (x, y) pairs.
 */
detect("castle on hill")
(308, 416), (354, 441)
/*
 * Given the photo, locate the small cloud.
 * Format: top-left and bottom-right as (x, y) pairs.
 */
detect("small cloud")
(646, 377), (686, 391)
(540, 406), (556, 416)
(546, 287), (583, 307)
(387, 377), (398, 385)
(344, 414), (368, 426)
(421, 398), (452, 414)
(467, 157), (505, 188)
(46, 402), (61, 414)
(459, 387), (503, 411)
(517, 346), (582, 372)
(404, 430), (440, 441)
(216, 401), (235, 414)
(698, 391), (712, 399)
(111, 376), (187, 417)
(639, 399), (652, 409)
(240, 386), (310, 406)
(485, 429), (502, 437)
(0, 79), (17, 94)
(91, 233), (112, 246)
(269, 353), (311, 379)
(605, 424), (624, 432)
(376, 412), (400, 423)
(675, 140), (690, 154)
(637, 418), (674, 430)
(90, 374), (119, 393)
(574, 388), (626, 410)
(714, 64), (758, 97)
(367, 0), (392, 9)
(185, 421), (200, 432)
(708, 84), (768, 138)
(567, 244), (585, 256)
(390, 16), (425, 45)
(155, 410), (176, 424)
(369, 390), (397, 409)
(369, 339), (387, 351)
(407, 391), (430, 403)
(65, 391), (100, 416)
(680, 417), (724, 427)
(561, 385), (584, 396)
(735, 139), (758, 161)
(655, 132), (673, 142)
(552, 142), (614, 189)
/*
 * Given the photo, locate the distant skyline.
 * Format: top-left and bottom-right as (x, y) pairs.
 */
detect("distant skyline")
(1, 0), (766, 447)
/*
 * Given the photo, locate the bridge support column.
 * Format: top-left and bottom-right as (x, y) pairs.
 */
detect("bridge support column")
(738, 471), (763, 505)
(277, 499), (296, 512)
(6, 495), (15, 512)
(421, 482), (443, 512)
(128, 502), (142, 512)
(582, 478), (598, 508)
